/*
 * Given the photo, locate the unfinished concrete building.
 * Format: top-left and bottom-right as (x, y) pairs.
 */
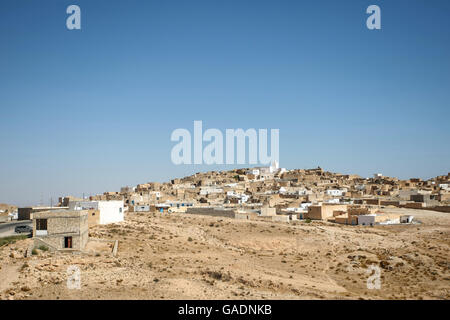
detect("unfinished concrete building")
(18, 206), (68, 221)
(33, 210), (89, 251)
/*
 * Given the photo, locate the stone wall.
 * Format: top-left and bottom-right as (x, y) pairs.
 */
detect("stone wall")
(33, 210), (89, 251)
(272, 215), (290, 223)
(186, 207), (236, 219)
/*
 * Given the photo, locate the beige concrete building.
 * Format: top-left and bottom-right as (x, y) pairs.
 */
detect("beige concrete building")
(306, 204), (348, 220)
(358, 213), (401, 226)
(33, 210), (89, 251)
(86, 209), (100, 227)
(18, 206), (68, 221)
(260, 207), (276, 216)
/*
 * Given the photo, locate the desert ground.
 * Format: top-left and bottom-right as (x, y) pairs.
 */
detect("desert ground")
(0, 207), (449, 300)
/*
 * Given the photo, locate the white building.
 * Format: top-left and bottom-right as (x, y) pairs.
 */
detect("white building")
(238, 194), (249, 203)
(134, 205), (150, 212)
(69, 200), (124, 224)
(269, 160), (279, 173)
(227, 191), (234, 197)
(172, 183), (196, 189)
(166, 201), (194, 208)
(9, 211), (18, 220)
(358, 214), (402, 226)
(326, 189), (345, 197)
(225, 183), (238, 187)
(358, 214), (376, 226)
(245, 169), (260, 176)
(299, 203), (312, 210)
(227, 192), (249, 204)
(290, 188), (310, 195)
(259, 172), (274, 181)
(200, 187), (223, 195)
(400, 215), (414, 223)
(256, 161), (286, 176)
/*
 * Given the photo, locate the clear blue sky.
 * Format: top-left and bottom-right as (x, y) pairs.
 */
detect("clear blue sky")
(1, 0), (449, 206)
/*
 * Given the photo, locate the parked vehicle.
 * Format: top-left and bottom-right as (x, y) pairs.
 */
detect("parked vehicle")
(14, 225), (32, 233)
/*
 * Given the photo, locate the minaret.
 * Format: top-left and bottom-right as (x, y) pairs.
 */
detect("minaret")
(270, 160), (279, 173)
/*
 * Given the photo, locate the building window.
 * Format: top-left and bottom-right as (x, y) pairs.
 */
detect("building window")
(119, 208), (122, 213)
(64, 236), (72, 249)
(36, 219), (47, 230)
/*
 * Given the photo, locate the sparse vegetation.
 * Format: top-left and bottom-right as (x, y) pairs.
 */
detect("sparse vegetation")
(204, 270), (232, 282)
(20, 262), (29, 271)
(0, 205), (448, 300)
(0, 235), (28, 247)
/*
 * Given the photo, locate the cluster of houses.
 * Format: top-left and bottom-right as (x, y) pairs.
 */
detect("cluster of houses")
(17, 199), (124, 252)
(9, 164), (450, 253)
(301, 203), (413, 226)
(77, 163), (448, 227)
(0, 204), (18, 223)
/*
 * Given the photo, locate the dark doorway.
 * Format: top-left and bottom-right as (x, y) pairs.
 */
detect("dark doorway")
(64, 236), (72, 249)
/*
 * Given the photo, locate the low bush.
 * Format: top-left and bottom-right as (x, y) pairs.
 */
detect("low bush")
(0, 234), (29, 247)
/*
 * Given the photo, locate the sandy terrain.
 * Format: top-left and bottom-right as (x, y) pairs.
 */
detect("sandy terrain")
(0, 207), (449, 300)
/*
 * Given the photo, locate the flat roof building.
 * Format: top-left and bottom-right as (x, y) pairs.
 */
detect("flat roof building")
(33, 209), (89, 252)
(68, 200), (124, 225)
(18, 206), (69, 221)
(306, 203), (348, 220)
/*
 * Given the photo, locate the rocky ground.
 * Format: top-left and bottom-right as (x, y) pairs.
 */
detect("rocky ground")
(0, 208), (449, 300)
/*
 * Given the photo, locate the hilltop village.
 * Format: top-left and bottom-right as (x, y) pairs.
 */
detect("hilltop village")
(5, 162), (449, 254)
(1, 163), (449, 300)
(87, 162), (449, 226)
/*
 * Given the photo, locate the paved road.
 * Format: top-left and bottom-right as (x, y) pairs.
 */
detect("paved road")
(0, 220), (32, 238)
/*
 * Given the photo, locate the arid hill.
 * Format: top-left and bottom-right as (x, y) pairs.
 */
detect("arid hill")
(0, 207), (448, 300)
